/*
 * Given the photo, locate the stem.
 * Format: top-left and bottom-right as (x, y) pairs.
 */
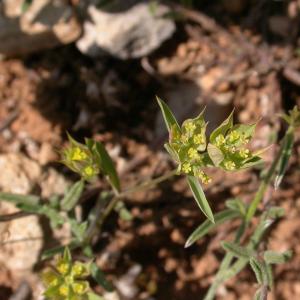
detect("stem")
(246, 126), (293, 222)
(204, 126), (294, 300)
(84, 169), (177, 242)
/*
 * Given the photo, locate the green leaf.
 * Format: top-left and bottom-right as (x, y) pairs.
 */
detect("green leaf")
(41, 242), (80, 260)
(222, 241), (253, 259)
(63, 246), (72, 262)
(275, 131), (294, 189)
(0, 192), (39, 205)
(210, 110), (234, 143)
(90, 263), (114, 292)
(187, 175), (214, 223)
(265, 206), (285, 219)
(87, 292), (105, 300)
(263, 250), (292, 264)
(164, 143), (180, 163)
(61, 180), (85, 211)
(69, 219), (88, 241)
(265, 263), (274, 288)
(249, 257), (264, 284)
(232, 122), (257, 141)
(225, 198), (246, 216)
(91, 140), (120, 192)
(207, 143), (224, 166)
(156, 96), (180, 133)
(185, 209), (240, 248)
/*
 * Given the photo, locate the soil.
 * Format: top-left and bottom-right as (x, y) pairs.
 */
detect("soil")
(0, 1), (300, 300)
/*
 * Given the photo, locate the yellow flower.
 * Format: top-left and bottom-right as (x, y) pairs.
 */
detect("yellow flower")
(215, 134), (225, 147)
(184, 121), (196, 135)
(193, 134), (204, 145)
(71, 147), (88, 161)
(228, 130), (240, 143)
(57, 260), (69, 275)
(188, 148), (199, 159)
(59, 284), (69, 296)
(224, 160), (236, 171)
(182, 162), (192, 173)
(239, 148), (250, 158)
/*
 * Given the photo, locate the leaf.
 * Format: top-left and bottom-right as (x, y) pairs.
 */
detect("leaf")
(275, 131), (294, 189)
(265, 263), (274, 288)
(185, 209), (240, 248)
(186, 175), (214, 223)
(222, 241), (253, 259)
(249, 257), (264, 284)
(207, 143), (224, 166)
(87, 292), (105, 300)
(41, 242), (80, 260)
(225, 198), (246, 216)
(263, 250), (292, 264)
(90, 263), (114, 292)
(93, 140), (120, 192)
(164, 143), (180, 163)
(61, 180), (85, 211)
(156, 96), (180, 133)
(0, 192), (39, 205)
(69, 219), (88, 241)
(265, 206), (285, 219)
(239, 156), (263, 169)
(210, 110), (234, 143)
(232, 122), (257, 140)
(249, 258), (271, 286)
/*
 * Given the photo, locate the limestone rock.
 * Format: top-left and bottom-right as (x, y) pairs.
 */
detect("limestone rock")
(76, 3), (175, 59)
(0, 0), (81, 56)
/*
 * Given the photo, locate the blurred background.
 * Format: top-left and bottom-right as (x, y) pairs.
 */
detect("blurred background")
(0, 0), (300, 299)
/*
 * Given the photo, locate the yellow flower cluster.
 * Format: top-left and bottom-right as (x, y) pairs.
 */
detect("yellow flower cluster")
(61, 134), (100, 180)
(42, 248), (90, 300)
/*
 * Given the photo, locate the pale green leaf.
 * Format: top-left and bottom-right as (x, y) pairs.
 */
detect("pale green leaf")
(207, 143), (224, 166)
(263, 250), (292, 264)
(222, 241), (253, 259)
(210, 110), (234, 142)
(61, 180), (85, 211)
(185, 209), (240, 248)
(156, 96), (180, 132)
(187, 175), (214, 223)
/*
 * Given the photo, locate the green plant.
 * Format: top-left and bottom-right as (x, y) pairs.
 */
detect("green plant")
(0, 99), (298, 299)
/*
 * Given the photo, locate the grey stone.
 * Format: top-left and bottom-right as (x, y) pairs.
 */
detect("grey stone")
(76, 3), (176, 59)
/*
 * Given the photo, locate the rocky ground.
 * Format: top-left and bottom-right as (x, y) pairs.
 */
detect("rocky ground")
(0, 1), (300, 299)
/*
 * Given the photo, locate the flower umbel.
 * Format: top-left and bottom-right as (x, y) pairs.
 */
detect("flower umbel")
(61, 134), (100, 180)
(165, 109), (212, 184)
(42, 247), (91, 300)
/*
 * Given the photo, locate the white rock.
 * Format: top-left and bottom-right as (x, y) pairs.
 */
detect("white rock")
(77, 3), (175, 59)
(0, 0), (81, 56)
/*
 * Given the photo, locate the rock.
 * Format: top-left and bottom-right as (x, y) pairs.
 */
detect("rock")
(0, 153), (69, 275)
(0, 0), (81, 57)
(76, 3), (175, 59)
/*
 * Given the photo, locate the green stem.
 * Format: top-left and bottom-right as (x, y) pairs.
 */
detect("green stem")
(204, 126), (293, 300)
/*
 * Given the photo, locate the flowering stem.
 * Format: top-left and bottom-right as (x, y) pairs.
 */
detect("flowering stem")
(204, 126), (293, 300)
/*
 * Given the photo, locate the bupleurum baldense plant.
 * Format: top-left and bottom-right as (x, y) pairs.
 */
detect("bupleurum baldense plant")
(0, 98), (298, 300)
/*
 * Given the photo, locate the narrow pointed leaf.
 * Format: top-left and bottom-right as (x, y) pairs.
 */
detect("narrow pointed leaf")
(0, 192), (39, 205)
(94, 141), (120, 192)
(210, 110), (234, 142)
(265, 263), (274, 288)
(263, 250), (292, 264)
(250, 257), (264, 284)
(185, 209), (240, 248)
(61, 180), (85, 211)
(156, 96), (180, 132)
(90, 263), (114, 292)
(187, 175), (214, 223)
(222, 241), (253, 259)
(275, 131), (294, 189)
